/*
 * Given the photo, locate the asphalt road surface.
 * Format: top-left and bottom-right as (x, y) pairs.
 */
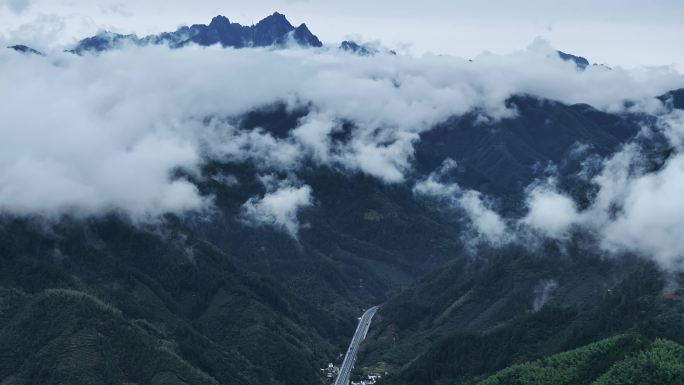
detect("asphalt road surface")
(334, 306), (380, 385)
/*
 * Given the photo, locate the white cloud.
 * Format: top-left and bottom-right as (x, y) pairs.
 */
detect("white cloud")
(240, 181), (313, 238)
(599, 154), (684, 270)
(660, 110), (684, 148)
(581, 115), (684, 270)
(346, 131), (417, 183)
(521, 183), (580, 239)
(458, 191), (510, 245)
(532, 279), (558, 311)
(0, 134), (204, 221)
(414, 159), (511, 245)
(413, 159), (461, 198)
(291, 113), (337, 164)
(511, 111), (684, 270)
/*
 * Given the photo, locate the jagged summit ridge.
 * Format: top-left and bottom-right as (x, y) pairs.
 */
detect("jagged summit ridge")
(557, 50), (590, 69)
(70, 12), (322, 54)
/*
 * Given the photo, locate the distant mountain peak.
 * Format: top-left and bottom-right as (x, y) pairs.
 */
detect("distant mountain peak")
(267, 11), (288, 20)
(293, 23), (323, 47)
(340, 40), (377, 56)
(250, 12), (297, 46)
(70, 12), (322, 54)
(255, 12), (292, 28)
(658, 88), (684, 111)
(557, 50), (590, 70)
(339, 40), (395, 56)
(266, 11), (288, 22)
(209, 15), (230, 27)
(7, 45), (44, 56)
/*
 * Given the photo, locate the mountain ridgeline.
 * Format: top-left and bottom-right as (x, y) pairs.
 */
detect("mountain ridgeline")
(9, 12), (590, 67)
(68, 12), (322, 54)
(7, 45), (44, 56)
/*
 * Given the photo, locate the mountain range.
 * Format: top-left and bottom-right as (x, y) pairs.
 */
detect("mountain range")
(68, 12), (321, 55)
(10, 12), (589, 70)
(3, 11), (684, 385)
(0, 90), (680, 385)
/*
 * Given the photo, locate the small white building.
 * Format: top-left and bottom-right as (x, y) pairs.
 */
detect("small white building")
(320, 363), (340, 379)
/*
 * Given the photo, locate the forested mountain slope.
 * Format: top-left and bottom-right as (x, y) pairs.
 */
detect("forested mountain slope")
(4, 17), (684, 383)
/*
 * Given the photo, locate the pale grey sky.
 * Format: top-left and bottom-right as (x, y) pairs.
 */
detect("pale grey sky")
(1, 0), (683, 70)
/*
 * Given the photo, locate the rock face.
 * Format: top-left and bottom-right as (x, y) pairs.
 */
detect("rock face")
(557, 50), (590, 69)
(340, 40), (378, 56)
(70, 12), (323, 54)
(7, 45), (44, 56)
(660, 88), (684, 110)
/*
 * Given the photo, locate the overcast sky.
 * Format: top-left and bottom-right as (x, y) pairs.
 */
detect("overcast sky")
(1, 0), (683, 69)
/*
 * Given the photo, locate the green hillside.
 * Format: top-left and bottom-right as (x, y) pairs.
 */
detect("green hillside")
(0, 289), (221, 385)
(367, 250), (684, 385)
(0, 218), (342, 385)
(479, 335), (684, 385)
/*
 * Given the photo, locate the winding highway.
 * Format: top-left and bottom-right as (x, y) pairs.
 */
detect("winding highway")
(334, 306), (380, 385)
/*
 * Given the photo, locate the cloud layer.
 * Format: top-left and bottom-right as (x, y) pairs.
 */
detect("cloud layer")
(419, 111), (684, 271)
(1, 41), (683, 239)
(529, 113), (684, 271)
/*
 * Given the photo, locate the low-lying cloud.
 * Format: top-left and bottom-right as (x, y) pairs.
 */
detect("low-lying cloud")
(414, 159), (511, 245)
(532, 279), (558, 311)
(240, 176), (313, 238)
(516, 112), (684, 271)
(412, 108), (684, 272)
(1, 39), (683, 236)
(427, 111), (684, 271)
(521, 181), (581, 239)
